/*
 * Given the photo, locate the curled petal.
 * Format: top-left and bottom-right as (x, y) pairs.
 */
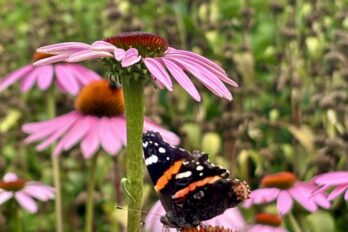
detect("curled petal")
(114, 48), (125, 61)
(66, 50), (113, 63)
(121, 48), (141, 67)
(91, 40), (116, 52)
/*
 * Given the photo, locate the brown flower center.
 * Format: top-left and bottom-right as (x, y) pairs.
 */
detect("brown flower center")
(182, 225), (234, 232)
(255, 213), (282, 227)
(0, 179), (26, 191)
(104, 31), (168, 57)
(261, 172), (297, 189)
(75, 80), (125, 117)
(32, 52), (56, 62)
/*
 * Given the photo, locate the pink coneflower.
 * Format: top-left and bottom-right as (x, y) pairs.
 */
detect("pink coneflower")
(313, 171), (348, 202)
(248, 213), (287, 232)
(33, 32), (238, 101)
(22, 79), (179, 158)
(243, 172), (331, 215)
(0, 52), (101, 95)
(0, 172), (54, 213)
(144, 201), (246, 232)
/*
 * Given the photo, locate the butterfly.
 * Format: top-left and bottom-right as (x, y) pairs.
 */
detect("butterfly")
(142, 131), (250, 229)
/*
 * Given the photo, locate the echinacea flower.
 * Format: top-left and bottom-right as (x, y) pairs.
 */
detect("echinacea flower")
(33, 32), (238, 101)
(243, 172), (331, 215)
(313, 171), (348, 202)
(0, 52), (101, 95)
(248, 213), (287, 232)
(22, 79), (179, 158)
(144, 201), (246, 232)
(0, 172), (54, 213)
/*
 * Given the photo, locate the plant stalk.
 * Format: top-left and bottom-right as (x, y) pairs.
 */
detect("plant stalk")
(85, 154), (98, 232)
(47, 88), (64, 232)
(122, 78), (145, 232)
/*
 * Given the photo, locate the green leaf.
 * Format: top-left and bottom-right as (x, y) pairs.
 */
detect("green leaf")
(306, 211), (335, 232)
(202, 132), (221, 159)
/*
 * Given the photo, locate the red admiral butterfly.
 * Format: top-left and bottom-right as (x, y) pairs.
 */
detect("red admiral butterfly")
(143, 131), (250, 229)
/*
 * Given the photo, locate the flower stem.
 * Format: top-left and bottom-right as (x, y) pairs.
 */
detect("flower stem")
(122, 78), (145, 232)
(85, 153), (98, 232)
(288, 212), (303, 232)
(47, 88), (64, 232)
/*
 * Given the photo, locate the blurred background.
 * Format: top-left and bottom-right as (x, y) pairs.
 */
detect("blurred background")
(1, 0), (348, 231)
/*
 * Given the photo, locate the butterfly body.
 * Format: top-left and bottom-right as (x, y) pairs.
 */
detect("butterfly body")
(143, 131), (249, 229)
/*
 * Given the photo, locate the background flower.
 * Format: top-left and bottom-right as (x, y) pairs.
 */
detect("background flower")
(248, 213), (287, 232)
(0, 172), (54, 213)
(313, 171), (348, 202)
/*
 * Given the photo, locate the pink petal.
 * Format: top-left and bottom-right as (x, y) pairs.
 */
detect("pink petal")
(345, 189), (348, 201)
(53, 115), (91, 156)
(91, 40), (116, 52)
(289, 186), (317, 212)
(277, 190), (293, 215)
(66, 50), (113, 62)
(121, 48), (141, 67)
(15, 192), (38, 213)
(143, 118), (180, 145)
(37, 65), (54, 90)
(145, 201), (176, 232)
(315, 171), (348, 186)
(81, 117), (100, 159)
(111, 117), (127, 145)
(245, 188), (279, 206)
(3, 172), (18, 182)
(33, 54), (69, 66)
(161, 58), (201, 101)
(37, 42), (90, 54)
(20, 67), (42, 92)
(0, 65), (33, 91)
(313, 192), (331, 209)
(98, 117), (122, 155)
(114, 48), (125, 61)
(70, 64), (101, 85)
(23, 185), (54, 201)
(55, 64), (80, 95)
(143, 57), (173, 90)
(0, 191), (13, 205)
(328, 185), (348, 201)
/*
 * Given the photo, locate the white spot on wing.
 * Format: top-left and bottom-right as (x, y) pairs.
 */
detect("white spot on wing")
(199, 173), (203, 176)
(175, 171), (192, 179)
(159, 147), (166, 153)
(142, 141), (148, 148)
(196, 165), (204, 171)
(145, 155), (159, 166)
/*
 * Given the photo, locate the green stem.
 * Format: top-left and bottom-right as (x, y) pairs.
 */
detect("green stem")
(85, 154), (98, 232)
(288, 212), (303, 232)
(47, 88), (64, 232)
(122, 78), (145, 232)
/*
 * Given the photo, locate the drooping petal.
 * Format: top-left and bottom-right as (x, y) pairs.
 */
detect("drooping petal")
(289, 186), (317, 212)
(55, 64), (80, 95)
(243, 188), (279, 207)
(81, 117), (100, 159)
(33, 54), (70, 66)
(23, 185), (54, 201)
(144, 57), (173, 90)
(161, 58), (201, 101)
(37, 65), (54, 90)
(121, 48), (141, 67)
(111, 117), (127, 145)
(69, 64), (101, 85)
(344, 189), (348, 201)
(143, 118), (180, 145)
(328, 185), (348, 201)
(0, 65), (33, 91)
(20, 67), (42, 92)
(66, 50), (113, 63)
(98, 117), (122, 155)
(277, 190), (293, 215)
(91, 40), (117, 52)
(312, 191), (331, 209)
(0, 191), (13, 205)
(315, 172), (348, 186)
(15, 192), (38, 213)
(3, 172), (18, 182)
(37, 42), (90, 54)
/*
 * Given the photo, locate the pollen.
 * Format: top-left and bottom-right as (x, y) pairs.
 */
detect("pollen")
(0, 179), (26, 192)
(181, 225), (234, 232)
(104, 31), (168, 57)
(32, 52), (55, 62)
(255, 213), (282, 227)
(75, 80), (125, 117)
(261, 172), (297, 189)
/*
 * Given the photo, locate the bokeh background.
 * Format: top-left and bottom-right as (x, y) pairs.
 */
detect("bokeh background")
(1, 0), (348, 231)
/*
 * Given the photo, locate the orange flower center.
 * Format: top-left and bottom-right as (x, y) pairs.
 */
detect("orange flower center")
(255, 213), (282, 227)
(261, 172), (297, 189)
(104, 31), (168, 57)
(0, 179), (26, 191)
(75, 80), (125, 117)
(32, 52), (56, 62)
(182, 225), (234, 232)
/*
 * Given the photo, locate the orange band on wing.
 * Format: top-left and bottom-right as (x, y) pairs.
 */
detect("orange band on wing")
(154, 160), (183, 192)
(173, 176), (222, 199)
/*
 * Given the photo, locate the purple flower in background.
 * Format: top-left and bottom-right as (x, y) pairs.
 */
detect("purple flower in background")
(248, 213), (287, 232)
(33, 32), (238, 101)
(144, 201), (246, 232)
(243, 172), (331, 215)
(0, 52), (101, 95)
(0, 172), (54, 213)
(313, 171), (348, 202)
(22, 80), (179, 158)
